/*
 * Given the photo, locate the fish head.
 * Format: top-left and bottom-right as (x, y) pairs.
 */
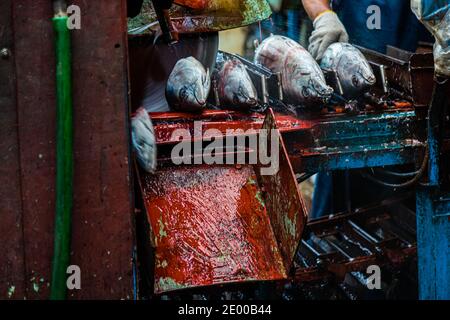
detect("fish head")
(299, 76), (334, 104)
(349, 60), (376, 90)
(131, 108), (157, 173)
(339, 51), (376, 98)
(231, 79), (258, 107)
(221, 61), (258, 108)
(322, 44), (376, 99)
(358, 59), (377, 87)
(166, 57), (211, 111)
(170, 70), (210, 111)
(288, 57), (333, 105)
(179, 72), (210, 109)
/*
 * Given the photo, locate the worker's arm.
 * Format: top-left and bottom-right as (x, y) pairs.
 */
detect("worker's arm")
(302, 0), (330, 20)
(301, 0), (349, 60)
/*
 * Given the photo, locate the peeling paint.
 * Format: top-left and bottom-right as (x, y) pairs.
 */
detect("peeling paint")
(255, 191), (265, 208)
(247, 177), (257, 185)
(284, 215), (297, 238)
(156, 277), (187, 292)
(142, 165), (287, 294)
(158, 217), (168, 239)
(7, 286), (15, 298)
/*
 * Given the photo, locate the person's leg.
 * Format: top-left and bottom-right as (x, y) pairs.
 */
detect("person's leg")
(271, 11), (288, 36)
(311, 172), (333, 219)
(286, 9), (300, 42)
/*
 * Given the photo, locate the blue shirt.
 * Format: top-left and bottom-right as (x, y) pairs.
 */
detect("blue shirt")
(332, 0), (432, 53)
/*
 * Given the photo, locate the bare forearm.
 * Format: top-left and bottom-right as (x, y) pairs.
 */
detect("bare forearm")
(301, 0), (331, 20)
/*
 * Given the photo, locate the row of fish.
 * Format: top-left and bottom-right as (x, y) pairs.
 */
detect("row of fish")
(255, 35), (333, 105)
(213, 52), (258, 109)
(165, 35), (376, 112)
(165, 54), (259, 112)
(131, 108), (157, 173)
(133, 36), (377, 173)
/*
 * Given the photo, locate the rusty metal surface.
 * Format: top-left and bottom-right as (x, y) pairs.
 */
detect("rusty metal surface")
(147, 107), (422, 175)
(130, 0), (272, 34)
(294, 195), (417, 282)
(139, 102), (419, 294)
(174, 0), (271, 15)
(148, 110), (304, 145)
(175, 0), (209, 9)
(275, 107), (423, 174)
(1, 0), (135, 299)
(141, 165), (286, 294)
(0, 0), (26, 299)
(257, 109), (308, 272)
(359, 45), (434, 108)
(139, 109), (307, 293)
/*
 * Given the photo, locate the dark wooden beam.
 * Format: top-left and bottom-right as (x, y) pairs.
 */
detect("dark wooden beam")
(0, 0), (26, 300)
(1, 0), (134, 299)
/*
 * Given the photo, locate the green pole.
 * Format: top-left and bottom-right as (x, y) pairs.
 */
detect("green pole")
(50, 5), (73, 300)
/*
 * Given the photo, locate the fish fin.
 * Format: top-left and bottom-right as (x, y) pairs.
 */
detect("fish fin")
(205, 68), (210, 83)
(153, 27), (163, 46)
(204, 68), (211, 92)
(253, 39), (260, 50)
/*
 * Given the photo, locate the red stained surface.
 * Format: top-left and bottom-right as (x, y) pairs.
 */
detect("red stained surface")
(149, 110), (308, 145)
(175, 0), (208, 9)
(141, 165), (287, 293)
(139, 110), (307, 293)
(167, 1), (271, 33)
(257, 110), (308, 270)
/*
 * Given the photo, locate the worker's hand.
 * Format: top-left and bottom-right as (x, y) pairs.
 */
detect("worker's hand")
(308, 11), (349, 60)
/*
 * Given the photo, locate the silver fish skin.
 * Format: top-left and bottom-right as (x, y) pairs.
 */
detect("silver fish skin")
(214, 54), (258, 109)
(254, 35), (333, 106)
(131, 108), (157, 173)
(166, 56), (211, 112)
(320, 43), (376, 99)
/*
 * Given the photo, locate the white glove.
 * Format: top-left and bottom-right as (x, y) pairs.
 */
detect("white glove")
(308, 11), (349, 61)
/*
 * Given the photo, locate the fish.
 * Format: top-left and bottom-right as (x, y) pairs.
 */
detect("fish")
(213, 53), (258, 109)
(166, 56), (211, 112)
(131, 108), (157, 173)
(320, 43), (376, 99)
(254, 35), (333, 106)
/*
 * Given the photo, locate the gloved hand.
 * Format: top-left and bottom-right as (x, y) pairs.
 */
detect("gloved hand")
(308, 10), (349, 60)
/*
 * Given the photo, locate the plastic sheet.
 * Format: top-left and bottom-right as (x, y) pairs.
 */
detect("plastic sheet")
(412, 0), (450, 76)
